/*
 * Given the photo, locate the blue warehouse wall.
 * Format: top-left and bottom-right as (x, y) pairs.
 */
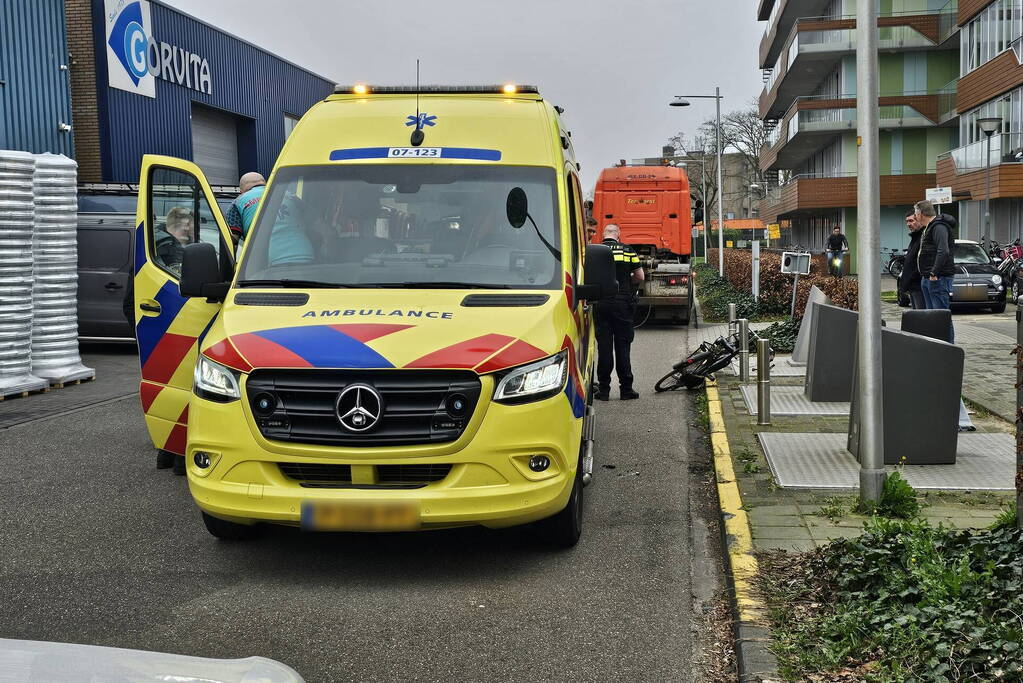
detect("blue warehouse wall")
(0, 0), (74, 155)
(90, 0), (334, 183)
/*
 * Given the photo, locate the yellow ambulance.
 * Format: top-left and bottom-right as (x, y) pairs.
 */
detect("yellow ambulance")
(132, 84), (617, 546)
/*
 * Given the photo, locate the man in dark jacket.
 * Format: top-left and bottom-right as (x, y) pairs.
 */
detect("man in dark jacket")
(914, 199), (957, 342)
(899, 210), (925, 309)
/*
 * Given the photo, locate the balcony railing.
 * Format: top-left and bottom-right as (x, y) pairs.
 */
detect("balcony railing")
(947, 133), (1023, 171)
(938, 78), (958, 123)
(779, 169), (938, 186)
(762, 8), (956, 103)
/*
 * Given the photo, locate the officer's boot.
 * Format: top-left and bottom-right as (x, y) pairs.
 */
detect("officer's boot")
(620, 387), (639, 400)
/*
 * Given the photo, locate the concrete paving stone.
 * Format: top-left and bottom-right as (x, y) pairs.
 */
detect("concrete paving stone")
(748, 514), (804, 528)
(752, 538), (817, 552)
(808, 526), (864, 541)
(747, 504), (801, 516)
(753, 526), (813, 541)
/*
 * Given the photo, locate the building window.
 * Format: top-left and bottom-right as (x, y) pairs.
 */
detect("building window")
(961, 0), (1023, 76)
(284, 114), (300, 139)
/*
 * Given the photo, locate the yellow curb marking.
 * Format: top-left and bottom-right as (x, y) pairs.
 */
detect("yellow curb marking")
(705, 379), (765, 624)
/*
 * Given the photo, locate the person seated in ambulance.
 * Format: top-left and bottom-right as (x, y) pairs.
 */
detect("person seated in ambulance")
(263, 191), (315, 266)
(154, 206), (193, 276)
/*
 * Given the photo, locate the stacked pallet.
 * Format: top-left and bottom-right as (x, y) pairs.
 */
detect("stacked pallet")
(0, 151), (47, 399)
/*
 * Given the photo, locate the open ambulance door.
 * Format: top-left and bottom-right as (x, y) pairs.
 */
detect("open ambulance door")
(132, 155), (235, 463)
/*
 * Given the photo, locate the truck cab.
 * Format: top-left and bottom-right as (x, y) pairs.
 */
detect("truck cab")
(131, 84), (616, 547)
(593, 166), (693, 324)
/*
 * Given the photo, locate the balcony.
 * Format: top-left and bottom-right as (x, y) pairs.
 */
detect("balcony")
(759, 0), (833, 68)
(760, 9), (958, 121)
(957, 40), (1023, 113)
(758, 171), (937, 223)
(760, 94), (941, 173)
(937, 133), (1023, 200)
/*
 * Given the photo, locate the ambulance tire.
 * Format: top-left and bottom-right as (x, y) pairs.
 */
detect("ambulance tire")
(201, 512), (261, 541)
(539, 465), (583, 548)
(156, 450), (175, 469)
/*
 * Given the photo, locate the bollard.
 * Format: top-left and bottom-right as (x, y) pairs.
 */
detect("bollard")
(738, 318), (750, 383)
(728, 303), (737, 335)
(757, 338), (771, 425)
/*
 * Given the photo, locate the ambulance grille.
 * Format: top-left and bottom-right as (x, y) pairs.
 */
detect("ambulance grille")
(247, 369), (482, 447)
(277, 463), (453, 489)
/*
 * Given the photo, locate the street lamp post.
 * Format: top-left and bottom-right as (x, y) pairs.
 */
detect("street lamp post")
(978, 117), (1002, 242)
(747, 183), (761, 220)
(671, 88), (725, 276)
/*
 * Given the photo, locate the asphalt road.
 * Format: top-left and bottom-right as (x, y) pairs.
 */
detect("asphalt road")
(0, 328), (721, 682)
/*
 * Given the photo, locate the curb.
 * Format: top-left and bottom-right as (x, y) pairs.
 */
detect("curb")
(705, 379), (779, 682)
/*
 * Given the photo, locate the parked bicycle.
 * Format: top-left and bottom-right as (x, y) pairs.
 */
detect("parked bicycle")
(654, 329), (772, 391)
(886, 248), (905, 279)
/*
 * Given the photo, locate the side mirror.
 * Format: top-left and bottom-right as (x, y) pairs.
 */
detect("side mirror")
(577, 244), (618, 301)
(506, 187), (528, 228)
(180, 242), (229, 301)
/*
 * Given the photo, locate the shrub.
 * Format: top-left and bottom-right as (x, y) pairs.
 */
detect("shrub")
(760, 318), (800, 353)
(707, 249), (859, 317)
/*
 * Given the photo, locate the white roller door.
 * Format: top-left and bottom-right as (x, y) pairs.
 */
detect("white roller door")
(190, 104), (239, 185)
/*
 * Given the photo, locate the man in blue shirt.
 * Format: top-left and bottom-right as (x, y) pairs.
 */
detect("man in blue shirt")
(226, 172), (266, 243)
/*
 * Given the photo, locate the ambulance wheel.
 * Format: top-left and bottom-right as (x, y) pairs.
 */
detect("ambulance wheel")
(201, 512), (261, 541)
(539, 467), (583, 548)
(156, 450), (175, 469)
(172, 455), (186, 476)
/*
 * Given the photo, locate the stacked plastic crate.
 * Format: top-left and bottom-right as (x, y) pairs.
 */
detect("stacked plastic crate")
(0, 151), (48, 398)
(30, 153), (93, 386)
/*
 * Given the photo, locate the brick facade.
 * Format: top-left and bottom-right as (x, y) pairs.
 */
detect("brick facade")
(64, 0), (101, 182)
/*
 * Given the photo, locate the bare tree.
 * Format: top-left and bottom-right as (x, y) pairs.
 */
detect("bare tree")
(666, 100), (769, 221)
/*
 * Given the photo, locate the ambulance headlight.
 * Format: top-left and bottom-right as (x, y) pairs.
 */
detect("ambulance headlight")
(194, 355), (241, 402)
(493, 351), (568, 404)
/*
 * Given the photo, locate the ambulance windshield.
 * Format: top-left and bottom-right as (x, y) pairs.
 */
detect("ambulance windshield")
(237, 165), (560, 289)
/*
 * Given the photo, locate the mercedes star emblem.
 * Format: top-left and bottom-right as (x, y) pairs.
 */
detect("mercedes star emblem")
(335, 384), (383, 432)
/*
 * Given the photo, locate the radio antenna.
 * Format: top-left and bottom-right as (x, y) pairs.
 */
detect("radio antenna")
(410, 59), (425, 146)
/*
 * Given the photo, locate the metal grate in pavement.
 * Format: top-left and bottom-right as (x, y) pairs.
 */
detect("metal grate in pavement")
(739, 385), (849, 415)
(729, 356), (806, 377)
(758, 432), (1015, 490)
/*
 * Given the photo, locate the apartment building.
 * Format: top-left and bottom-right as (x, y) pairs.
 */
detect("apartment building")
(756, 0), (960, 271)
(937, 1), (1023, 243)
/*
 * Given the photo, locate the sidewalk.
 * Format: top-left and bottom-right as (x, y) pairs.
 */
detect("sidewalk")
(695, 321), (1016, 682)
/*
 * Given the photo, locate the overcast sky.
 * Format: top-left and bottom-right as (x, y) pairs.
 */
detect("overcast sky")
(166, 0), (764, 192)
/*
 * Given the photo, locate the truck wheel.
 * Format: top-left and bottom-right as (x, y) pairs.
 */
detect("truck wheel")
(201, 512), (261, 541)
(539, 467), (583, 548)
(156, 450), (175, 469)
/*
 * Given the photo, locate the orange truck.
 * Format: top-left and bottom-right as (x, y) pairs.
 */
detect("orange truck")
(592, 165), (693, 324)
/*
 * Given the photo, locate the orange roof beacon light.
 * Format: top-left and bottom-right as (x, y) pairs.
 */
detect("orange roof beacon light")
(502, 83), (518, 94)
(352, 83), (369, 95)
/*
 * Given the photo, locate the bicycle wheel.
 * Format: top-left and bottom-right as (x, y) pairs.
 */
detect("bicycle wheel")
(654, 370), (685, 392)
(889, 259), (903, 279)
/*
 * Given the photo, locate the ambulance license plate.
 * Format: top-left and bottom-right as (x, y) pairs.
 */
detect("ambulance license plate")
(301, 500), (420, 532)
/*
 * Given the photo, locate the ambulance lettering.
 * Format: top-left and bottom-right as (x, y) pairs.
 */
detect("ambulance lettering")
(301, 309), (453, 319)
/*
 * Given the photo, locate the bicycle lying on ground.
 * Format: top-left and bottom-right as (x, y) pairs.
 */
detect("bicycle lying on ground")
(654, 329), (772, 391)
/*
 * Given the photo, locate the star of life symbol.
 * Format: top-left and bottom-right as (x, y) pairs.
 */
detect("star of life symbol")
(405, 113), (437, 127)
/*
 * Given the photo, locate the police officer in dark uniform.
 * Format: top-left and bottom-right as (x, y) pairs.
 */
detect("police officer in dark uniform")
(595, 224), (645, 401)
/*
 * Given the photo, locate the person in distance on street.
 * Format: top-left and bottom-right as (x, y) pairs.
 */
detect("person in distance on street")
(586, 218), (598, 243)
(594, 224), (644, 401)
(227, 171), (267, 246)
(901, 210), (926, 310)
(826, 224), (849, 276)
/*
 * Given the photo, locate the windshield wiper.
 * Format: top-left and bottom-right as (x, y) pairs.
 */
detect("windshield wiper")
(376, 282), (512, 289)
(236, 279), (361, 289)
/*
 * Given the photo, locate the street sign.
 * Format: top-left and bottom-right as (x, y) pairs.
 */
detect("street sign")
(926, 187), (952, 204)
(726, 240), (734, 248)
(768, 223), (781, 239)
(781, 251), (811, 275)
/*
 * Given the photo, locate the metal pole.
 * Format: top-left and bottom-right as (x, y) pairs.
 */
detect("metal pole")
(716, 86), (725, 277)
(1017, 305), (1023, 529)
(790, 272), (799, 318)
(738, 318), (750, 383)
(752, 240), (760, 299)
(986, 132), (993, 241)
(856, 0), (886, 505)
(757, 338), (771, 425)
(728, 302), (737, 335)
(702, 167), (708, 260)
